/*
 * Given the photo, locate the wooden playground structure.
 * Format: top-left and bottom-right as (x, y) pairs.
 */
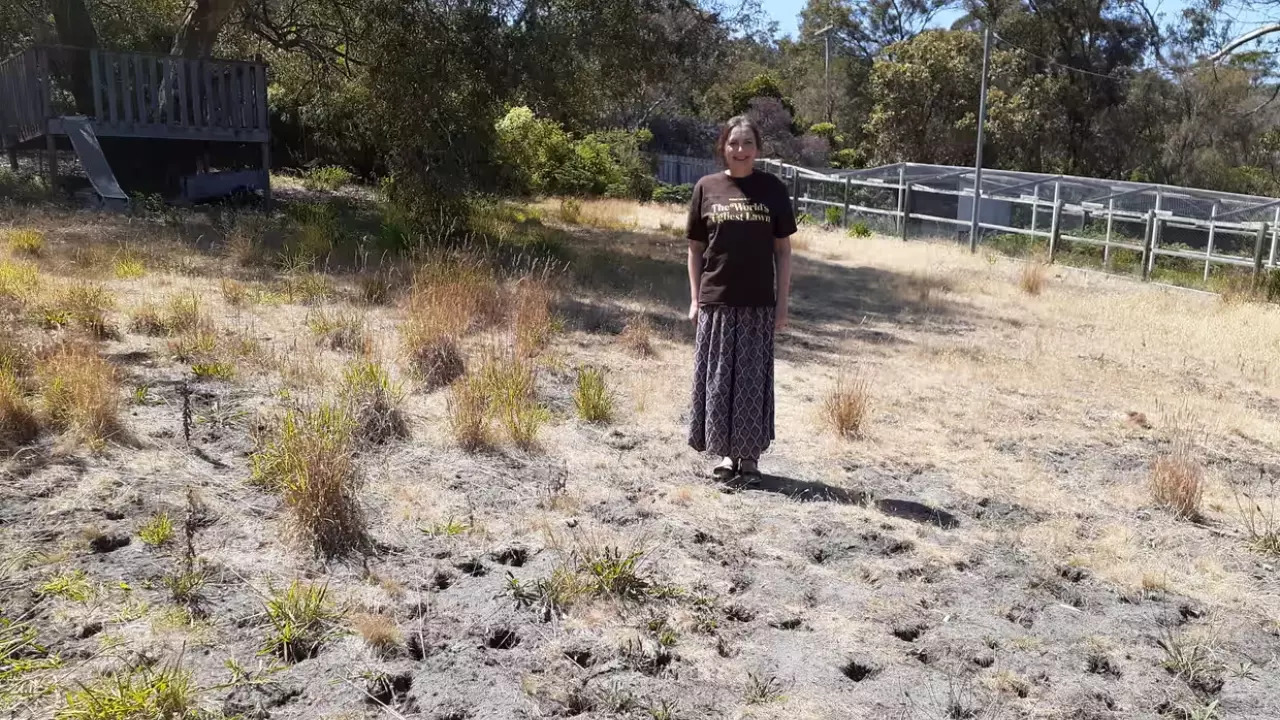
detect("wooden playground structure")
(0, 44), (270, 204)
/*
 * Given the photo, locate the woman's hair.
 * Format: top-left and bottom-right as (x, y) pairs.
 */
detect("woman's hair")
(715, 115), (763, 164)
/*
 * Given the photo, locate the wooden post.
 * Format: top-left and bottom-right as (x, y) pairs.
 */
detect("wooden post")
(261, 142), (272, 209)
(1204, 203), (1218, 283)
(1048, 196), (1063, 263)
(7, 146), (16, 172)
(1141, 209), (1156, 281)
(842, 175), (851, 228)
(45, 131), (56, 191)
(791, 169), (799, 211)
(1252, 222), (1268, 289)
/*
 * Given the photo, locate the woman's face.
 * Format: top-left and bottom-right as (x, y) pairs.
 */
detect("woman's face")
(724, 126), (758, 174)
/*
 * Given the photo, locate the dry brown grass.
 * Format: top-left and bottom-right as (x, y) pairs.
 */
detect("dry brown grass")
(482, 347), (546, 450)
(341, 359), (408, 444)
(401, 255), (502, 388)
(36, 342), (121, 448)
(131, 292), (204, 337)
(1019, 258), (1048, 295)
(448, 372), (493, 452)
(822, 369), (870, 439)
(0, 363), (39, 449)
(619, 313), (655, 357)
(1151, 442), (1205, 520)
(352, 613), (402, 658)
(5, 228), (45, 257)
(512, 277), (556, 358)
(308, 308), (370, 353)
(250, 404), (368, 556)
(50, 282), (118, 339)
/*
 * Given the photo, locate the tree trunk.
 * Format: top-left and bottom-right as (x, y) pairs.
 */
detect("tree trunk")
(50, 0), (99, 114)
(172, 0), (242, 58)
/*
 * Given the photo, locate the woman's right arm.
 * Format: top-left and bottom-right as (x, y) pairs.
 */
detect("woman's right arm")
(686, 182), (707, 323)
(688, 242), (705, 322)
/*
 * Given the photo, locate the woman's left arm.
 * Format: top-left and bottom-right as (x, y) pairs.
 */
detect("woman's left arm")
(774, 235), (792, 330)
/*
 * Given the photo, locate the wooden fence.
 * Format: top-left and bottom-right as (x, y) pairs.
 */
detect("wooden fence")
(656, 154), (718, 186)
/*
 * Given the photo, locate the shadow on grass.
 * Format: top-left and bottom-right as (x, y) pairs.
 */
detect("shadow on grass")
(722, 473), (961, 529)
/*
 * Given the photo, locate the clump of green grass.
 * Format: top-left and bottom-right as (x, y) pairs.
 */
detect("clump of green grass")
(0, 259), (40, 302)
(112, 254), (146, 280)
(37, 343), (121, 449)
(162, 566), (206, 605)
(744, 671), (787, 704)
(308, 309), (368, 352)
(482, 349), (547, 450)
(281, 272), (333, 305)
(341, 360), (408, 444)
(302, 166), (354, 191)
(559, 198), (584, 225)
(57, 660), (193, 719)
(250, 404), (367, 556)
(6, 229), (44, 257)
(138, 512), (174, 547)
(0, 618), (62, 709)
(573, 366), (614, 423)
(261, 580), (342, 662)
(191, 362), (235, 381)
(847, 221), (872, 238)
(38, 569), (94, 603)
(507, 541), (650, 618)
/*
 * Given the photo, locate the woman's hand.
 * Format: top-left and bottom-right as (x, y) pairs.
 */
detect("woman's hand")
(775, 304), (789, 331)
(688, 300), (699, 324)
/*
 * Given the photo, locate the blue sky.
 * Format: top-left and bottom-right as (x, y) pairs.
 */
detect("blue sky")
(758, 0), (1277, 41)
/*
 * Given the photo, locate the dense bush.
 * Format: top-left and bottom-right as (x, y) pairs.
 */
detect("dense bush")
(495, 107), (655, 199)
(652, 183), (693, 205)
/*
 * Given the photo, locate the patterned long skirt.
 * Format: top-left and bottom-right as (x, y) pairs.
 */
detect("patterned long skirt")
(688, 305), (776, 460)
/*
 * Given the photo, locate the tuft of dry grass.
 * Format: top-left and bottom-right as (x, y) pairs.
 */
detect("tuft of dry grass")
(220, 278), (250, 307)
(5, 228), (44, 257)
(36, 342), (120, 449)
(512, 277), (556, 358)
(352, 613), (402, 658)
(250, 404), (368, 557)
(1019, 258), (1048, 295)
(619, 313), (655, 357)
(822, 369), (870, 440)
(1150, 441), (1205, 520)
(0, 363), (39, 449)
(341, 359), (408, 444)
(482, 348), (547, 450)
(53, 283), (118, 339)
(448, 373), (493, 452)
(131, 293), (203, 337)
(308, 308), (369, 353)
(401, 256), (501, 388)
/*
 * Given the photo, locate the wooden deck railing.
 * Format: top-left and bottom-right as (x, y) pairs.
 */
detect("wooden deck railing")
(0, 45), (268, 145)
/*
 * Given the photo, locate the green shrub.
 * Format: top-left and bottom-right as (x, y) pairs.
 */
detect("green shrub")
(302, 166), (355, 191)
(824, 206), (843, 227)
(796, 212), (814, 225)
(652, 183), (693, 205)
(495, 107), (654, 199)
(573, 366), (613, 424)
(847, 221), (872, 238)
(985, 233), (1038, 258)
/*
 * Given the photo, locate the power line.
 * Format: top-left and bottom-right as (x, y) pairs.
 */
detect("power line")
(993, 32), (1142, 82)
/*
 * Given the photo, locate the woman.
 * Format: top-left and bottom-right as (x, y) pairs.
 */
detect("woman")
(686, 115), (796, 479)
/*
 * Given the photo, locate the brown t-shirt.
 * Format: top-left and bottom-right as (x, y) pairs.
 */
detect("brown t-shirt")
(686, 170), (797, 307)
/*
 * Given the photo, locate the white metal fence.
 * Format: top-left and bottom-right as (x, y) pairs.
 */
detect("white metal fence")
(756, 159), (1280, 283)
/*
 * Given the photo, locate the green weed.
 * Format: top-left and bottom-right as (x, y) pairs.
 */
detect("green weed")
(56, 660), (194, 719)
(39, 570), (94, 603)
(260, 581), (342, 663)
(6, 229), (44, 256)
(302, 166), (355, 191)
(573, 366), (614, 424)
(138, 513), (174, 547)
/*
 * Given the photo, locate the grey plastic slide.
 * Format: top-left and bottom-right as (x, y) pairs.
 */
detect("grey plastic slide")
(62, 116), (129, 203)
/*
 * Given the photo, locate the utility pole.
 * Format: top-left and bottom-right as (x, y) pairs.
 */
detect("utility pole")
(969, 24), (993, 253)
(814, 24), (835, 124)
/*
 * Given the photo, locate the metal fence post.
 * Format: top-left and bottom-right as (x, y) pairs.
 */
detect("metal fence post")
(791, 168), (800, 211)
(1141, 209), (1156, 281)
(1147, 189), (1163, 276)
(1253, 222), (1269, 288)
(1270, 207), (1279, 267)
(1048, 195), (1063, 263)
(896, 165), (907, 237)
(1104, 198), (1115, 268)
(1204, 203), (1218, 283)
(900, 181), (911, 242)
(842, 175), (851, 227)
